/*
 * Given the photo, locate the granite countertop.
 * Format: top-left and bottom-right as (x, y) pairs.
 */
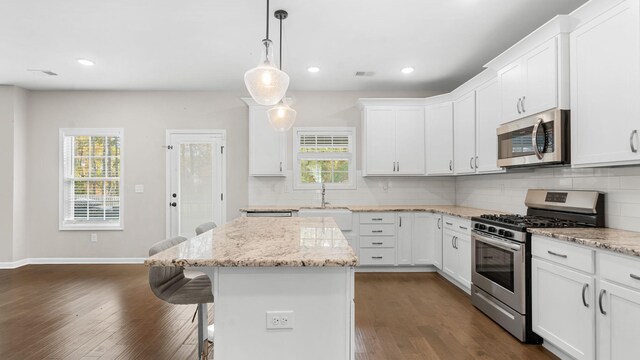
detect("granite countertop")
(240, 205), (502, 220)
(529, 228), (640, 258)
(145, 217), (358, 267)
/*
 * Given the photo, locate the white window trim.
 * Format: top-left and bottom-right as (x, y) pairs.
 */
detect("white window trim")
(59, 128), (125, 231)
(293, 127), (357, 190)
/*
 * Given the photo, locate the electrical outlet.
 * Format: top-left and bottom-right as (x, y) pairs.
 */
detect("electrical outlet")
(90, 233), (98, 243)
(135, 184), (144, 193)
(266, 311), (294, 330)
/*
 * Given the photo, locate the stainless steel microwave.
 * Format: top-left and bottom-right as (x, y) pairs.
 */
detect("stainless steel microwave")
(497, 109), (569, 168)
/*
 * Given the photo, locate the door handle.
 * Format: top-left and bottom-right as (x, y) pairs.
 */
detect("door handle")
(582, 284), (589, 308)
(521, 96), (526, 113)
(631, 130), (638, 153)
(470, 157), (474, 169)
(449, 160), (453, 171)
(397, 162), (399, 172)
(170, 202), (177, 207)
(517, 98), (522, 114)
(393, 162), (396, 172)
(532, 118), (545, 160)
(371, 242), (383, 245)
(280, 161), (283, 172)
(437, 218), (441, 230)
(371, 256), (383, 260)
(598, 289), (607, 315)
(630, 273), (640, 281)
(399, 216), (402, 227)
(547, 250), (567, 258)
(475, 156), (478, 169)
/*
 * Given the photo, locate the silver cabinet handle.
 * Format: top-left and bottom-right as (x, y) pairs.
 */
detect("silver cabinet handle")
(475, 156), (478, 169)
(280, 161), (283, 172)
(437, 218), (441, 230)
(517, 98), (522, 114)
(459, 225), (468, 230)
(599, 289), (607, 315)
(372, 256), (383, 259)
(452, 236), (455, 249)
(631, 273), (640, 281)
(371, 230), (383, 233)
(532, 118), (544, 160)
(397, 162), (400, 172)
(372, 218), (383, 221)
(449, 160), (453, 171)
(631, 130), (638, 153)
(582, 283), (589, 308)
(393, 162), (396, 172)
(470, 157), (474, 169)
(454, 236), (458, 249)
(445, 222), (453, 226)
(399, 216), (402, 227)
(371, 242), (383, 245)
(521, 96), (526, 113)
(547, 250), (567, 258)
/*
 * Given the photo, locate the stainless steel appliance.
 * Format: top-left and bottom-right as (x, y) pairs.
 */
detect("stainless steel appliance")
(471, 189), (604, 343)
(497, 109), (569, 168)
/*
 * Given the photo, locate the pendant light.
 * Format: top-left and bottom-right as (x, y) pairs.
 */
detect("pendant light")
(267, 9), (297, 132)
(244, 0), (290, 106)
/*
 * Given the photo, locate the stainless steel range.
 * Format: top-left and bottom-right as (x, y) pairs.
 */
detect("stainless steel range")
(470, 189), (605, 344)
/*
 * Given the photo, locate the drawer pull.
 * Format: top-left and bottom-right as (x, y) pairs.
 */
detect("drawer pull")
(631, 274), (640, 281)
(371, 230), (383, 233)
(598, 289), (607, 315)
(445, 222), (453, 226)
(371, 242), (383, 245)
(547, 250), (567, 259)
(371, 218), (383, 221)
(459, 226), (468, 230)
(581, 283), (589, 308)
(371, 256), (383, 259)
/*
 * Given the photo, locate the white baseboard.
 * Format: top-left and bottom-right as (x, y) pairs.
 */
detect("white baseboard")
(542, 340), (575, 360)
(355, 266), (437, 273)
(0, 258), (145, 269)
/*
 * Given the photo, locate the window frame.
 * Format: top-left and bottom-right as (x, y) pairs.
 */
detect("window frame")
(293, 127), (357, 190)
(58, 128), (125, 231)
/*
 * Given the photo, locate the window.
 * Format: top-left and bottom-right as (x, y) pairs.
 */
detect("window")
(59, 128), (124, 230)
(293, 127), (356, 189)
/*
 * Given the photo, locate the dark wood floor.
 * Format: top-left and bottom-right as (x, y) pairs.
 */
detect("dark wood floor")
(0, 266), (558, 360)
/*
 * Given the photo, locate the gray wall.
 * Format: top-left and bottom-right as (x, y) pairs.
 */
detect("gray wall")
(24, 89), (435, 259)
(0, 87), (15, 262)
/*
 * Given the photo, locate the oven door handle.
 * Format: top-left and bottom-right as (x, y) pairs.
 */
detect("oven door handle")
(475, 234), (522, 252)
(532, 118), (545, 160)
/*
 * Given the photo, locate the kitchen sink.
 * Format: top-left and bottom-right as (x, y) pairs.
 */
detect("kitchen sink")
(298, 208), (353, 231)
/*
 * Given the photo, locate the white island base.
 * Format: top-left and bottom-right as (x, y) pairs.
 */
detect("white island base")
(201, 266), (355, 360)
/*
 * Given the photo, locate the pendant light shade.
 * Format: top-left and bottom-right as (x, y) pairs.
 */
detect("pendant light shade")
(267, 100), (297, 132)
(244, 0), (289, 106)
(244, 40), (290, 106)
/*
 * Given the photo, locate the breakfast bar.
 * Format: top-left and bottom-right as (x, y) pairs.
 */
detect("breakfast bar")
(145, 217), (358, 360)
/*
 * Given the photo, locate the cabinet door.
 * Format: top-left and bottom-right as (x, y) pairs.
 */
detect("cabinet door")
(570, 0), (640, 167)
(249, 107), (286, 176)
(453, 92), (476, 174)
(395, 108), (426, 175)
(365, 107), (396, 175)
(455, 234), (472, 290)
(412, 213), (441, 266)
(426, 102), (454, 175)
(499, 61), (524, 123)
(442, 230), (458, 279)
(396, 213), (413, 265)
(523, 37), (558, 116)
(475, 77), (504, 173)
(597, 280), (640, 360)
(532, 258), (595, 360)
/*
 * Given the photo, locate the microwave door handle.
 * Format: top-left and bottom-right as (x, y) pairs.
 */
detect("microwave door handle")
(532, 118), (544, 160)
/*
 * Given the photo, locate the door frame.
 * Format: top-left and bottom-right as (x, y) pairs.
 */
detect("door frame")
(165, 129), (227, 238)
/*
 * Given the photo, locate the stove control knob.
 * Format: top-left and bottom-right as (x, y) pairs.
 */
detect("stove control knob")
(479, 224), (487, 230)
(488, 226), (496, 233)
(498, 229), (505, 236)
(504, 231), (513, 238)
(474, 223), (480, 229)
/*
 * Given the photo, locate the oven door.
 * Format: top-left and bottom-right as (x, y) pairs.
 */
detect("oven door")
(497, 109), (565, 167)
(471, 231), (526, 313)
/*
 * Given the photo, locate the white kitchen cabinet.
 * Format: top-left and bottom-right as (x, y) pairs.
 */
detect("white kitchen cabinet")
(358, 212), (396, 266)
(532, 258), (595, 360)
(248, 106), (286, 176)
(597, 280), (640, 360)
(475, 77), (505, 174)
(426, 102), (454, 175)
(442, 230), (458, 279)
(441, 216), (472, 292)
(499, 36), (563, 123)
(396, 213), (413, 265)
(413, 213), (442, 267)
(363, 106), (425, 176)
(453, 91), (476, 175)
(570, 0), (640, 167)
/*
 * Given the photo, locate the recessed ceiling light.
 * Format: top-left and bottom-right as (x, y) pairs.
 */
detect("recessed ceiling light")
(307, 66), (320, 73)
(77, 58), (95, 66)
(401, 67), (414, 74)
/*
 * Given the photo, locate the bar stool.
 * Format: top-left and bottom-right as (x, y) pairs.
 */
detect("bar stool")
(148, 236), (213, 359)
(195, 222), (217, 235)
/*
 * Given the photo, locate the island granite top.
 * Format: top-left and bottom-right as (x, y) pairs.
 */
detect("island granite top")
(145, 217), (358, 267)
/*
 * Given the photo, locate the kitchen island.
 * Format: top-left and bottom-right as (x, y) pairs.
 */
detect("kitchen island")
(145, 217), (358, 360)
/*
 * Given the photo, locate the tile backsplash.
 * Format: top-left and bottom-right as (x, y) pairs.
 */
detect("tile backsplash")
(456, 166), (640, 232)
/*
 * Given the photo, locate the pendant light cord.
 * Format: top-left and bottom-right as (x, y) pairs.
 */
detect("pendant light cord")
(265, 0), (270, 40)
(279, 15), (283, 70)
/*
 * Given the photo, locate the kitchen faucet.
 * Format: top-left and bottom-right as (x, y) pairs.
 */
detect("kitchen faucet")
(321, 183), (330, 208)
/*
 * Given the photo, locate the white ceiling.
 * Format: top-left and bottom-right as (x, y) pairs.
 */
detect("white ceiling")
(1, 0), (587, 92)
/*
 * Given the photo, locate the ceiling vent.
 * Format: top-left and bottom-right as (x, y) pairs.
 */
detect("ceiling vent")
(28, 69), (58, 76)
(355, 71), (375, 77)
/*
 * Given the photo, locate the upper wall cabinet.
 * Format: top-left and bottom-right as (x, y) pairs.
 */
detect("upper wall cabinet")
(498, 35), (569, 123)
(361, 105), (426, 176)
(426, 102), (454, 175)
(570, 0), (640, 168)
(453, 91), (476, 175)
(246, 103), (287, 176)
(475, 77), (505, 174)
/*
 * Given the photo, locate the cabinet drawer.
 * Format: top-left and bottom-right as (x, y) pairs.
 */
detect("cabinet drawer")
(443, 216), (471, 234)
(359, 212), (395, 224)
(532, 235), (594, 274)
(359, 224), (396, 236)
(599, 252), (640, 292)
(359, 248), (396, 266)
(359, 236), (396, 248)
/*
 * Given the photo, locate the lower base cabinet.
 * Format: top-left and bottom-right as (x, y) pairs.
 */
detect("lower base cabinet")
(441, 216), (471, 291)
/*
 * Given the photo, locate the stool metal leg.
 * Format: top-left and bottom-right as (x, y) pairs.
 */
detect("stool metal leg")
(197, 303), (208, 359)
